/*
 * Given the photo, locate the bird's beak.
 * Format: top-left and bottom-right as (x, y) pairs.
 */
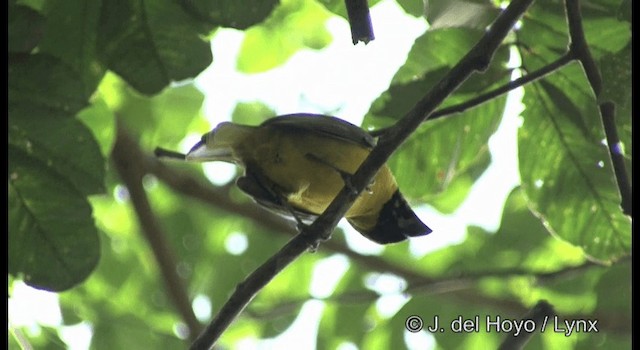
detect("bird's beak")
(185, 137), (211, 161)
(185, 133), (234, 162)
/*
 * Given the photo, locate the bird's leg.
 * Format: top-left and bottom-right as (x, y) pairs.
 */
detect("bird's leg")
(272, 196), (320, 251)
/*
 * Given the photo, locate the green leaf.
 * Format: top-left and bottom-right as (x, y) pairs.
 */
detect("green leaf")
(617, 0), (631, 22)
(38, 0), (105, 94)
(593, 261), (631, 321)
(185, 0), (279, 29)
(8, 4), (45, 53)
(392, 295), (503, 349)
(425, 0), (499, 30)
(77, 98), (117, 158)
(97, 0), (213, 94)
(9, 325), (67, 350)
(518, 65), (631, 262)
(519, 0), (630, 59)
(385, 98), (503, 208)
(397, 0), (426, 17)
(318, 266), (376, 347)
(581, 17), (630, 55)
(419, 188), (585, 276)
(9, 106), (106, 196)
(8, 147), (100, 291)
(362, 26), (510, 211)
(387, 28), (484, 86)
(91, 313), (184, 350)
(316, 0), (382, 19)
(231, 101), (277, 125)
(237, 0), (333, 73)
(9, 53), (89, 114)
(599, 44), (632, 157)
(114, 82), (206, 148)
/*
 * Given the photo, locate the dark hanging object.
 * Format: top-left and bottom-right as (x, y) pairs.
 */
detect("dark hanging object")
(345, 0), (375, 44)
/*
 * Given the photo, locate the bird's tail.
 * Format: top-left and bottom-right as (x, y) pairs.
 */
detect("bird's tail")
(349, 190), (431, 244)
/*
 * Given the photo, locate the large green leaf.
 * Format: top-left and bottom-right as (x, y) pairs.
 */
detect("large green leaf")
(237, 0), (333, 73)
(8, 54), (89, 114)
(396, 0), (426, 17)
(38, 0), (105, 94)
(91, 312), (185, 350)
(425, 0), (499, 30)
(9, 106), (105, 196)
(8, 53), (104, 291)
(316, 0), (382, 19)
(8, 147), (100, 291)
(518, 67), (631, 262)
(364, 28), (510, 128)
(231, 101), (277, 125)
(385, 97), (503, 210)
(317, 265), (376, 348)
(97, 0), (213, 94)
(184, 0), (279, 29)
(8, 3), (45, 53)
(515, 0), (631, 263)
(599, 44), (631, 157)
(363, 28), (510, 211)
(413, 188), (585, 276)
(519, 0), (630, 59)
(77, 98), (117, 158)
(108, 77), (206, 149)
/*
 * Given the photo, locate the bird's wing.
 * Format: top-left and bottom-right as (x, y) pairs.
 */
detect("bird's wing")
(260, 114), (376, 149)
(236, 170), (318, 224)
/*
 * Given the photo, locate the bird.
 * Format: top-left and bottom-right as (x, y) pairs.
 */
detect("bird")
(157, 113), (431, 244)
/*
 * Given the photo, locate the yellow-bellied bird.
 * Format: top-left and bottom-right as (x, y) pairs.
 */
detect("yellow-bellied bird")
(182, 114), (431, 244)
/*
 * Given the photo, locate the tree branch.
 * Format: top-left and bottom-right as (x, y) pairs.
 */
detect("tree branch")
(112, 122), (202, 341)
(564, 0), (632, 216)
(190, 0), (534, 348)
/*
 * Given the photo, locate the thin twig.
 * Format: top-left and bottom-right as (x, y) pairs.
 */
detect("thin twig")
(190, 0), (534, 348)
(564, 0), (632, 216)
(370, 51), (575, 137)
(112, 122), (202, 341)
(430, 53), (574, 121)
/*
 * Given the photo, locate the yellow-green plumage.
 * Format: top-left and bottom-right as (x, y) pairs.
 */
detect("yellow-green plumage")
(186, 114), (431, 244)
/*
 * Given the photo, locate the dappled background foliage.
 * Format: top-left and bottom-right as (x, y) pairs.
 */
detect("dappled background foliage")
(9, 0), (630, 349)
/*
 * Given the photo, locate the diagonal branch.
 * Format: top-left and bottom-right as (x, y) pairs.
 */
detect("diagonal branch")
(112, 122), (202, 341)
(564, 0), (632, 216)
(190, 0), (535, 348)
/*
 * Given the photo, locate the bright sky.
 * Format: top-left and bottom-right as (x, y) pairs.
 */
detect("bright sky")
(9, 1), (521, 349)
